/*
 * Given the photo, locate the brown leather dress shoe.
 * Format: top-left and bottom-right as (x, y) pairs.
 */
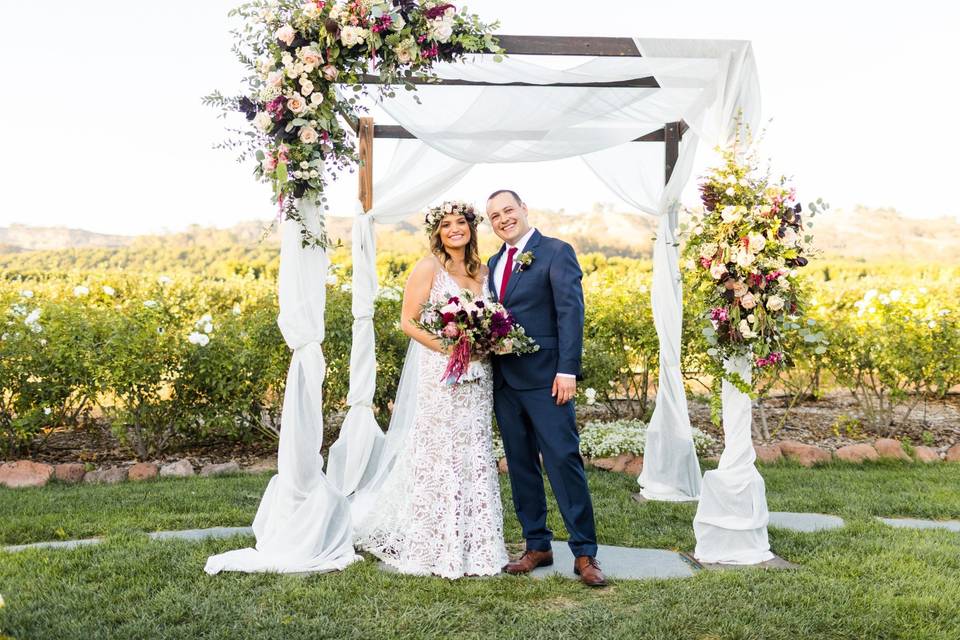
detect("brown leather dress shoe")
(503, 549), (554, 574)
(574, 556), (608, 587)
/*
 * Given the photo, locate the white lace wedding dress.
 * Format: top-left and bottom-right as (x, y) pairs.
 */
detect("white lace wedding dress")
(354, 268), (509, 579)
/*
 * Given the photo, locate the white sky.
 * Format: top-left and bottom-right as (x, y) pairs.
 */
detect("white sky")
(1, 1), (958, 235)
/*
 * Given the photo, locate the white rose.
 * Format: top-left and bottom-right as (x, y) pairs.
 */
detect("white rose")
(781, 227), (799, 247)
(299, 126), (319, 144)
(766, 294), (786, 312)
(734, 248), (754, 268)
(275, 24), (296, 46)
(298, 47), (322, 68)
(286, 94), (308, 114)
(440, 302), (459, 315)
(777, 275), (790, 290)
(429, 18), (454, 43)
(732, 280), (749, 298)
(301, 2), (320, 18)
(720, 206), (740, 223)
(254, 112), (274, 132)
(341, 26), (365, 47)
(309, 92), (324, 107)
(395, 44), (413, 64)
(740, 292), (757, 310)
(748, 232), (766, 253)
(299, 77), (314, 96)
(738, 319), (757, 339)
(285, 62), (304, 79)
(266, 70), (284, 87)
(709, 262), (728, 280)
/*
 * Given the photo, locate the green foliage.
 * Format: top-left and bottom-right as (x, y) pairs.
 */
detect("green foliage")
(3, 241), (960, 456)
(580, 263), (659, 419)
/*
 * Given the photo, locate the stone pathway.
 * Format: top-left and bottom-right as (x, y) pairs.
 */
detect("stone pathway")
(768, 511), (845, 532)
(877, 517), (960, 532)
(529, 544), (696, 580)
(4, 514), (959, 583)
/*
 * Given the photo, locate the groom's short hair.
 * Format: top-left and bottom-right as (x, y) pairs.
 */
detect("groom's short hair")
(487, 189), (523, 206)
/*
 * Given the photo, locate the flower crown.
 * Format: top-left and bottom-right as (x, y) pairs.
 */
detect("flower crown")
(423, 200), (483, 236)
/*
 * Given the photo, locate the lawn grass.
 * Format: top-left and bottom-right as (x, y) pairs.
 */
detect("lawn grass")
(2, 462), (959, 639)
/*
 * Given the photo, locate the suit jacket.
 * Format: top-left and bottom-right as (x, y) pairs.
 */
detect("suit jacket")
(487, 230), (585, 390)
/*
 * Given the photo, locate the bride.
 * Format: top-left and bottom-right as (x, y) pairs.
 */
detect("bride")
(353, 201), (509, 579)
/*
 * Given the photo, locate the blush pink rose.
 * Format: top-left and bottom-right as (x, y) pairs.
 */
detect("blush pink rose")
(442, 323), (460, 338)
(275, 25), (296, 46)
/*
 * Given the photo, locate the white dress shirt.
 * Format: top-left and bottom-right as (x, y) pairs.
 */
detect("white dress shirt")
(493, 227), (575, 380)
(493, 226), (536, 299)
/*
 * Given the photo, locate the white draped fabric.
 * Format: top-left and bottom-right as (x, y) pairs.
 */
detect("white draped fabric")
(209, 37), (768, 573)
(205, 204), (361, 574)
(693, 356), (774, 564)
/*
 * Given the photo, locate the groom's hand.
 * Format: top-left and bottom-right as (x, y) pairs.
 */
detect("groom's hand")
(552, 375), (576, 405)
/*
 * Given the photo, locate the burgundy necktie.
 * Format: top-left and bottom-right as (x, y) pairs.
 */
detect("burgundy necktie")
(499, 247), (518, 300)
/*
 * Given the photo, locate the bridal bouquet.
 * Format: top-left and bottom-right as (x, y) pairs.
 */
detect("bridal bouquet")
(414, 293), (539, 385)
(681, 136), (828, 399)
(204, 0), (501, 248)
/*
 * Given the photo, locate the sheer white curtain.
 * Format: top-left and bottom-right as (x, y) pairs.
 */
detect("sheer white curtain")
(205, 203), (361, 574)
(581, 132), (704, 501)
(693, 356), (773, 563)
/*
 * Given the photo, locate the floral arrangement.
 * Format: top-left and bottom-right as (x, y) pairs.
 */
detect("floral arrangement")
(205, 0), (502, 247)
(515, 250), (534, 271)
(414, 292), (538, 385)
(682, 137), (827, 409)
(424, 200), (482, 236)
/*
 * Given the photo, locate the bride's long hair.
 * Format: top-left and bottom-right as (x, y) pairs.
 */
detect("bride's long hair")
(428, 207), (483, 280)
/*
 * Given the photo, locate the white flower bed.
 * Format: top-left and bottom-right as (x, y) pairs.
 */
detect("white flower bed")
(492, 419), (717, 461)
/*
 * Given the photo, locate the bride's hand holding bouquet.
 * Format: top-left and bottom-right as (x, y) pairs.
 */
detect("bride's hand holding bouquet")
(415, 292), (538, 385)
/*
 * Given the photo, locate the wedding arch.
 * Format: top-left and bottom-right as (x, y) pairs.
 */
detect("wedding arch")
(205, 35), (767, 574)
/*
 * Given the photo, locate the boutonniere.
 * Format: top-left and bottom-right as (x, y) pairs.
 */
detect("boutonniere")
(515, 251), (535, 271)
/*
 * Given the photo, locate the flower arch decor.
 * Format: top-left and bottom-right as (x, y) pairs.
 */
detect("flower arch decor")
(204, 0), (502, 247)
(681, 133), (828, 420)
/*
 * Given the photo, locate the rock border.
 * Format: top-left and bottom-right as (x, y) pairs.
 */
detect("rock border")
(494, 439), (960, 475)
(2, 437), (957, 489)
(0, 457), (278, 489)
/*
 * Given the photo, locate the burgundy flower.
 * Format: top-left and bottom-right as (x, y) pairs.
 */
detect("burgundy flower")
(490, 311), (512, 338)
(266, 96), (287, 121)
(424, 3), (455, 19)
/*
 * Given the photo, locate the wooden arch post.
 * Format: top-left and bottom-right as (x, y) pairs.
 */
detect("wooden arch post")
(358, 116), (374, 212)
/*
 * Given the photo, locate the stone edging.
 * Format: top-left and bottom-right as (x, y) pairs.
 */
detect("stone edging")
(0, 458), (278, 489)
(496, 439), (960, 475)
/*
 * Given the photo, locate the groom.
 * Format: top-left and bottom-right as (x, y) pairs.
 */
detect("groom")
(486, 189), (606, 587)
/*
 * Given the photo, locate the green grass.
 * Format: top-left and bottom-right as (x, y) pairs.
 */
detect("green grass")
(2, 463), (959, 639)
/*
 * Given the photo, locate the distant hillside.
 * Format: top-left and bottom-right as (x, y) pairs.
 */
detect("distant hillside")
(0, 224), (133, 252)
(2, 205), (958, 271)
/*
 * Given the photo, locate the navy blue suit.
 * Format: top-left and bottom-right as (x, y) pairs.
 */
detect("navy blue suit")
(488, 230), (597, 558)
